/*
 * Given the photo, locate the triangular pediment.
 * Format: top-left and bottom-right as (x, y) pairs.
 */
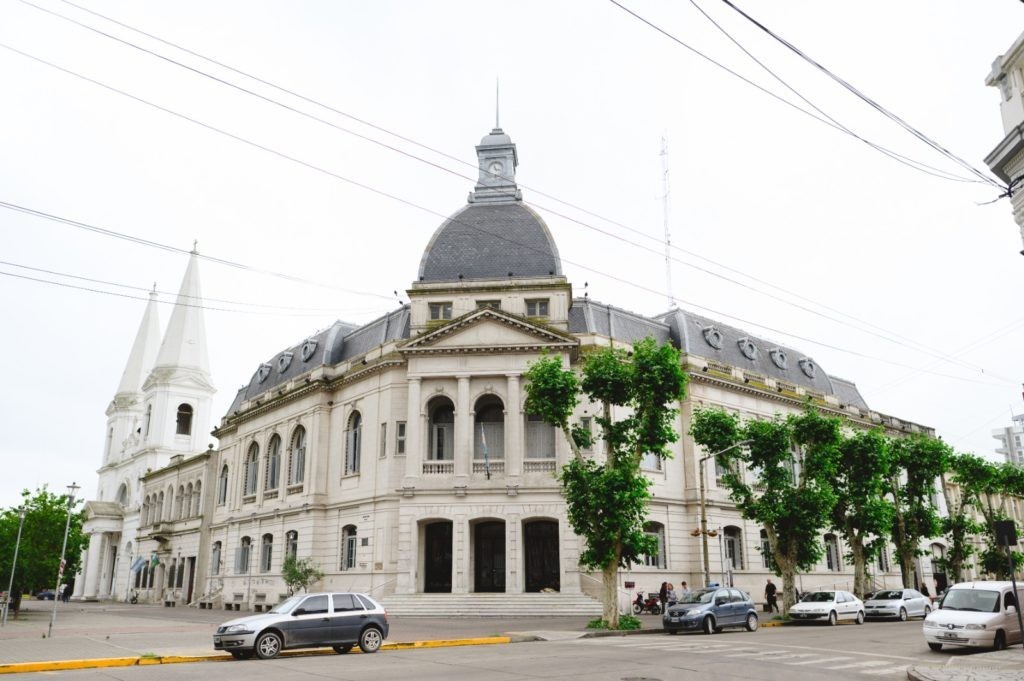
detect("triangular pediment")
(401, 308), (577, 355)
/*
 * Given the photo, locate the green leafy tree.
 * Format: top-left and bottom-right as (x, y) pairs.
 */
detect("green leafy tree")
(281, 555), (324, 595)
(948, 456), (1024, 579)
(831, 429), (894, 598)
(937, 453), (986, 583)
(887, 435), (947, 588)
(0, 487), (87, 614)
(690, 406), (840, 613)
(524, 337), (687, 628)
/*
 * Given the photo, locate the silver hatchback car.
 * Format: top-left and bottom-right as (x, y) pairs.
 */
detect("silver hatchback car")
(214, 592), (389, 660)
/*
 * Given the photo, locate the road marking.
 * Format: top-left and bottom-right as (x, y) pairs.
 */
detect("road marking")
(786, 656), (853, 666)
(859, 666), (909, 676)
(825, 660), (892, 670)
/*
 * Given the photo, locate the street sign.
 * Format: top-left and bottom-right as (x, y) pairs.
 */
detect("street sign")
(994, 520), (1018, 547)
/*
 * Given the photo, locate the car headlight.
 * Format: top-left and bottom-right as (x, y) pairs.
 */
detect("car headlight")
(923, 620), (940, 629)
(223, 624), (252, 634)
(964, 624), (986, 630)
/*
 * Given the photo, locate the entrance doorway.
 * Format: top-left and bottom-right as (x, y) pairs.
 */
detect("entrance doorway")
(423, 522), (453, 593)
(186, 556), (196, 603)
(474, 522), (505, 592)
(524, 520), (559, 592)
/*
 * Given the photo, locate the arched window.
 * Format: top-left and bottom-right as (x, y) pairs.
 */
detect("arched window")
(184, 483), (193, 518)
(759, 529), (774, 570)
(143, 404), (152, 439)
(260, 533), (273, 573)
(175, 485), (185, 520)
(824, 534), (841, 571)
(211, 541), (222, 575)
(105, 428), (114, 460)
(642, 522), (666, 568)
(155, 491), (164, 523)
(142, 496), (151, 526)
(724, 526), (743, 570)
(165, 486), (174, 520)
(289, 426), (306, 485)
(345, 412), (362, 475)
(341, 525), (357, 570)
(286, 531), (298, 561)
(236, 536), (252, 574)
(176, 403), (193, 436)
(474, 396), (505, 461)
(428, 398), (455, 461)
(244, 443), (259, 496)
(218, 466), (229, 505)
(265, 434), (281, 490)
(116, 483), (129, 507)
(525, 413), (555, 459)
(192, 481), (201, 516)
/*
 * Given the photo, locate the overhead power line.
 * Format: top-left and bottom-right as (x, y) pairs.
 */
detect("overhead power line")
(7, 2), (1007, 380)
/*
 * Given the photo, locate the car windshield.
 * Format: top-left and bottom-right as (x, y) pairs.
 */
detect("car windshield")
(268, 595), (303, 614)
(678, 589), (717, 604)
(871, 590), (903, 600)
(940, 589), (1000, 613)
(803, 591), (835, 603)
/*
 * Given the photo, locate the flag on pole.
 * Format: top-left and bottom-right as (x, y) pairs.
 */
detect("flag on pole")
(480, 423), (491, 480)
(129, 556), (145, 573)
(150, 553), (159, 568)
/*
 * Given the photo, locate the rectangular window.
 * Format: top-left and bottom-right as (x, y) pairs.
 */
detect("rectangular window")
(176, 561), (185, 588)
(526, 298), (549, 317)
(429, 302), (453, 320)
(641, 451), (662, 471)
(380, 423), (387, 458)
(260, 542), (272, 573)
(396, 421), (406, 455)
(476, 299), (500, 310)
(579, 417), (593, 452)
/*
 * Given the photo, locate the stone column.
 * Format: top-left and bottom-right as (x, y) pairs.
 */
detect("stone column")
(82, 533), (104, 600)
(71, 546), (87, 599)
(97, 537), (113, 599)
(404, 377), (422, 481)
(454, 376), (470, 478)
(506, 374), (523, 477)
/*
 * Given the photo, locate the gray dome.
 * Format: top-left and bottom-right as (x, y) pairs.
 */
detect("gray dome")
(417, 202), (563, 282)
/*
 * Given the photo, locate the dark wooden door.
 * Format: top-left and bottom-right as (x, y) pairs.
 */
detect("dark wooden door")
(186, 557), (196, 603)
(424, 522), (452, 593)
(474, 522), (505, 592)
(524, 521), (560, 592)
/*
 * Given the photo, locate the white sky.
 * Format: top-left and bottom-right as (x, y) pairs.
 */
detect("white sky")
(2, 0), (1023, 509)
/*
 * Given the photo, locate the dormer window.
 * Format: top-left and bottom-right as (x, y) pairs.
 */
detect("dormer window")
(526, 298), (549, 317)
(429, 302), (453, 320)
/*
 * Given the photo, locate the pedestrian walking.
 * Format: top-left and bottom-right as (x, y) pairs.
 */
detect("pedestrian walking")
(58, 584), (67, 603)
(679, 581), (690, 595)
(764, 578), (779, 613)
(659, 582), (668, 612)
(666, 583), (677, 604)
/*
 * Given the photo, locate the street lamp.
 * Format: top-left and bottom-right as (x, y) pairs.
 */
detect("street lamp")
(48, 482), (80, 639)
(697, 441), (751, 588)
(2, 505), (27, 627)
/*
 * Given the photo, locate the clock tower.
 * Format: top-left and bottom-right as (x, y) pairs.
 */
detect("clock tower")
(468, 127), (522, 204)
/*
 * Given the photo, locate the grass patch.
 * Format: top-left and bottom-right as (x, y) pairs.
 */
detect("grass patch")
(140, 652), (159, 659)
(586, 615), (642, 630)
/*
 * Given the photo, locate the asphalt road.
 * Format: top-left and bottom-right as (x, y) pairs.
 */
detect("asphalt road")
(3, 618), (1005, 681)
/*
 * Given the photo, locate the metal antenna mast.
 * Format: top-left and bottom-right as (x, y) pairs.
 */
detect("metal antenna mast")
(660, 136), (676, 308)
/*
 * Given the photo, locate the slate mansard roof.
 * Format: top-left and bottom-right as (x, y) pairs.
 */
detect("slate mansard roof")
(417, 202), (562, 282)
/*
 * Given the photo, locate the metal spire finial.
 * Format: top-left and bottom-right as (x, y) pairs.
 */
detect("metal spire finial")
(495, 77), (500, 129)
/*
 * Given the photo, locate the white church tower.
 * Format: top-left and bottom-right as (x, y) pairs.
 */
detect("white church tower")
(75, 251), (214, 601)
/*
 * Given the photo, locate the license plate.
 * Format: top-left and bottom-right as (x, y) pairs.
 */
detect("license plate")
(942, 632), (958, 639)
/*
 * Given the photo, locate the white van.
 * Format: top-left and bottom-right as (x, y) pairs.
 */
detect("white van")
(922, 581), (1024, 651)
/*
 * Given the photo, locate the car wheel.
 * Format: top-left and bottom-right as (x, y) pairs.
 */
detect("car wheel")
(230, 650), (254, 660)
(651, 605), (661, 615)
(927, 642), (942, 652)
(745, 613), (758, 632)
(827, 610), (837, 626)
(702, 616), (716, 635)
(359, 627), (383, 653)
(855, 611), (864, 625)
(898, 608), (908, 622)
(255, 631), (283, 660)
(994, 630), (1007, 651)
(632, 603), (642, 615)
(332, 644), (353, 654)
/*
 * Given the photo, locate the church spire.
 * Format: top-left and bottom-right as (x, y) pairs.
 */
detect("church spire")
(114, 286), (161, 399)
(151, 249), (211, 378)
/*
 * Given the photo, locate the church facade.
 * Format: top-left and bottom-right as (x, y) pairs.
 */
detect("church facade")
(80, 127), (950, 610)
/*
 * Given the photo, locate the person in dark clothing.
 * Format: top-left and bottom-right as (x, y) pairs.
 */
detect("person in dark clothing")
(765, 578), (779, 613)
(659, 582), (669, 612)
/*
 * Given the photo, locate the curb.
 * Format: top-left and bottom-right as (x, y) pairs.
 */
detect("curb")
(0, 636), (511, 675)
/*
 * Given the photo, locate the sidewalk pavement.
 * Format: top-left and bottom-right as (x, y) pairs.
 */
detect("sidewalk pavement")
(2, 601), (1021, 680)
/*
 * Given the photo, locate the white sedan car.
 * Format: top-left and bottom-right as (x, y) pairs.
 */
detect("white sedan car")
(864, 588), (931, 621)
(789, 590), (865, 625)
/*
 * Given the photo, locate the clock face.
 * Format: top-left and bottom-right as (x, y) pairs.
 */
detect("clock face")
(488, 161), (503, 176)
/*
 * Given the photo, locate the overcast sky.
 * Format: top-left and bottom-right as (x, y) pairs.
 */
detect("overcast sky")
(2, 0), (1023, 509)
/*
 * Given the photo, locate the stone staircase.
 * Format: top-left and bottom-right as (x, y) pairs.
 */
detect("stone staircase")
(380, 592), (603, 617)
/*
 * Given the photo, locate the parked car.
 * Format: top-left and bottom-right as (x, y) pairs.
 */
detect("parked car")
(923, 581), (1024, 652)
(662, 586), (759, 635)
(34, 590), (55, 600)
(864, 588), (931, 621)
(213, 592), (389, 660)
(788, 590), (865, 625)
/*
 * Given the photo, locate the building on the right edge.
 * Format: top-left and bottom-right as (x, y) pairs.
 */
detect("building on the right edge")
(984, 31), (1024, 253)
(992, 414), (1024, 466)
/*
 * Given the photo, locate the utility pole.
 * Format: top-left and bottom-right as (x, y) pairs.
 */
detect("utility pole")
(2, 505), (27, 626)
(48, 482), (79, 639)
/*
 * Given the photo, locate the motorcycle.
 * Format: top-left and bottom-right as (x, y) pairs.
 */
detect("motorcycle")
(632, 590), (661, 615)
(129, 590), (139, 605)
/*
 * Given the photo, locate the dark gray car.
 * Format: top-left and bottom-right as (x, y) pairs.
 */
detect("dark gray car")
(213, 592), (389, 659)
(663, 587), (759, 635)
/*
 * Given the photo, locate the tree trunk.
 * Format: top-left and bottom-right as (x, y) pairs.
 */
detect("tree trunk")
(898, 544), (915, 589)
(849, 536), (867, 599)
(602, 560), (619, 628)
(779, 562), (796, 614)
